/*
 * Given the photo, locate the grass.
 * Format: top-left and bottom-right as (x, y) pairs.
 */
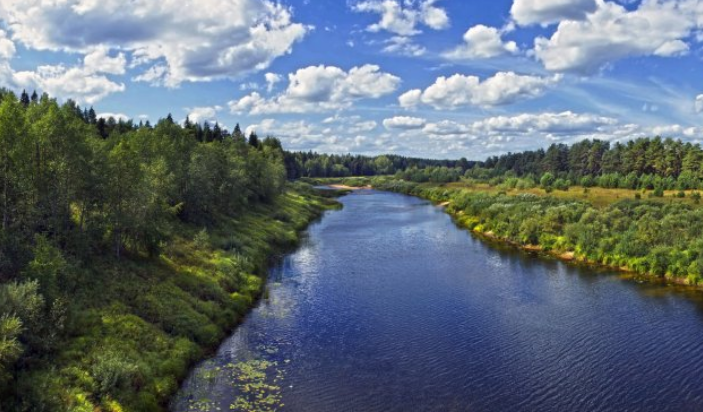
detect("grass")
(8, 186), (340, 412)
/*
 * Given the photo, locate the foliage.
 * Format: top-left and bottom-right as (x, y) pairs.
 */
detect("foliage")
(284, 151), (474, 179)
(0, 90), (336, 411)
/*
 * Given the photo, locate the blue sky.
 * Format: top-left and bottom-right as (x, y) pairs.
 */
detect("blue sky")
(1, 0), (702, 159)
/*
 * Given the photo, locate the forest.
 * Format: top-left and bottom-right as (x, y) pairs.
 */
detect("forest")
(0, 89), (336, 411)
(283, 151), (474, 179)
(296, 137), (703, 193)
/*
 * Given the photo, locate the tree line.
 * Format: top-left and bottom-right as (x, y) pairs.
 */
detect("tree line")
(283, 151), (475, 179)
(0, 88), (288, 405)
(472, 137), (703, 191)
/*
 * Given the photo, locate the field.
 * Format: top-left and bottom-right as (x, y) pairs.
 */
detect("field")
(443, 182), (703, 209)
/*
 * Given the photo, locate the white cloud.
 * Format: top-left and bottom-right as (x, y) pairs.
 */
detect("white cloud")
(0, 0), (309, 87)
(351, 0), (449, 36)
(229, 64), (401, 114)
(83, 46), (126, 75)
(422, 120), (472, 138)
(471, 111), (618, 135)
(695, 94), (703, 113)
(383, 116), (427, 130)
(534, 0), (698, 74)
(0, 30), (15, 60)
(511, 0), (597, 26)
(399, 71), (561, 110)
(186, 105), (223, 124)
(443, 25), (518, 60)
(382, 36), (426, 56)
(12, 64), (125, 104)
(348, 120), (378, 133)
(265, 72), (282, 92)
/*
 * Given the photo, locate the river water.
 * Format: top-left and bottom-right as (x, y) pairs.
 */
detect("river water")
(172, 189), (703, 412)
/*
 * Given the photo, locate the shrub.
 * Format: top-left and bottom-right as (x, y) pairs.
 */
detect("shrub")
(91, 351), (138, 396)
(193, 228), (210, 250)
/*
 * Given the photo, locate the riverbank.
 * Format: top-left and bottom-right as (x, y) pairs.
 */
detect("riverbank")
(307, 177), (703, 290)
(173, 185), (703, 412)
(374, 179), (703, 289)
(4, 185), (340, 411)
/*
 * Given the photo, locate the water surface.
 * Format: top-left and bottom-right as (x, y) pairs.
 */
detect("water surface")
(173, 190), (703, 412)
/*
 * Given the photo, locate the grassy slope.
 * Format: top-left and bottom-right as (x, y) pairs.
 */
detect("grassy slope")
(10, 187), (339, 412)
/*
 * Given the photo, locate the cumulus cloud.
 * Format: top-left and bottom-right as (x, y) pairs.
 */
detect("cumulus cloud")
(351, 0), (449, 36)
(470, 111), (618, 135)
(12, 64), (125, 104)
(244, 118), (377, 153)
(229, 64), (401, 114)
(696, 94), (703, 113)
(186, 105), (223, 124)
(511, 0), (597, 26)
(383, 116), (427, 130)
(534, 0), (698, 74)
(0, 30), (15, 60)
(399, 72), (561, 110)
(348, 120), (378, 133)
(83, 46), (126, 75)
(422, 120), (472, 138)
(0, 0), (309, 87)
(443, 25), (518, 60)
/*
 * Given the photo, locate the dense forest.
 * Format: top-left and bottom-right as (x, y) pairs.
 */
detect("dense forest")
(288, 137), (703, 192)
(0, 89), (335, 411)
(284, 151), (474, 179)
(469, 138), (703, 191)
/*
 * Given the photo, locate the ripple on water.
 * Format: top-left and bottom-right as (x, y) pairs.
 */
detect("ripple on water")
(173, 190), (703, 412)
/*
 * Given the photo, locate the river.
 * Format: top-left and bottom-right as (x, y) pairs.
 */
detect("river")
(172, 189), (703, 412)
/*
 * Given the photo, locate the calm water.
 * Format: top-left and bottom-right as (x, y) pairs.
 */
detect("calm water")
(173, 190), (703, 412)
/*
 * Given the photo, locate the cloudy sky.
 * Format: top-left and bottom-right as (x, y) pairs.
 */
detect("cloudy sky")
(1, 0), (702, 159)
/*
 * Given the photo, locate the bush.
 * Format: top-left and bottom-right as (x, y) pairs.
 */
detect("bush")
(91, 351), (139, 396)
(553, 178), (570, 191)
(193, 228), (210, 250)
(540, 172), (555, 189)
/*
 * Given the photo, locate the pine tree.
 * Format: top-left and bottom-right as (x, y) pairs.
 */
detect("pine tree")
(233, 123), (244, 142)
(96, 118), (107, 139)
(30, 91), (38, 104)
(213, 122), (223, 142)
(203, 122), (213, 143)
(87, 107), (97, 125)
(248, 131), (259, 148)
(19, 90), (30, 108)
